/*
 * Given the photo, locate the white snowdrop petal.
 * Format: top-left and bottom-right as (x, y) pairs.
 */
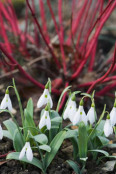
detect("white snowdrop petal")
(63, 107), (70, 120)
(63, 100), (76, 121)
(0, 97), (7, 110)
(7, 98), (12, 112)
(87, 107), (95, 125)
(37, 94), (47, 108)
(110, 107), (116, 126)
(73, 110), (81, 125)
(46, 114), (51, 130)
(39, 115), (46, 129)
(104, 119), (113, 137)
(26, 144), (33, 161)
(19, 145), (26, 160)
(69, 106), (76, 122)
(81, 111), (87, 125)
(0, 125), (3, 140)
(47, 94), (53, 108)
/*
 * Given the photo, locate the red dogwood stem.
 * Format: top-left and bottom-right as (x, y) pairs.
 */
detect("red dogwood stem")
(86, 44), (116, 94)
(71, 0), (116, 80)
(26, 0), (61, 69)
(0, 44), (60, 95)
(47, 0), (67, 75)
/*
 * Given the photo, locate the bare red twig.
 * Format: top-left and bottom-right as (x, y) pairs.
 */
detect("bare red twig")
(86, 43), (116, 94)
(0, 44), (60, 95)
(70, 0), (116, 80)
(47, 0), (67, 75)
(26, 0), (61, 69)
(0, 150), (15, 158)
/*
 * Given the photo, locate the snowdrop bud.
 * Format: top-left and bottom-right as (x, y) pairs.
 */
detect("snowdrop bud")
(19, 142), (33, 162)
(104, 115), (113, 137)
(0, 89), (12, 112)
(0, 125), (3, 140)
(110, 106), (116, 126)
(87, 102), (96, 125)
(73, 100), (87, 126)
(63, 95), (76, 122)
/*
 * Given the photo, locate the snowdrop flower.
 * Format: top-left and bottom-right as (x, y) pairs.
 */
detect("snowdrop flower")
(37, 87), (53, 109)
(63, 95), (76, 122)
(110, 106), (116, 126)
(39, 107), (51, 130)
(0, 125), (3, 140)
(73, 100), (87, 125)
(0, 89), (12, 112)
(87, 103), (96, 125)
(19, 142), (33, 162)
(104, 115), (113, 137)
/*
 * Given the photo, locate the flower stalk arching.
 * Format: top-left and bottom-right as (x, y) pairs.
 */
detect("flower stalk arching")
(12, 78), (24, 126)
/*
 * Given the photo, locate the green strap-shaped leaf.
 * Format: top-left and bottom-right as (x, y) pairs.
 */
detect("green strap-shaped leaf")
(7, 152), (43, 171)
(65, 129), (78, 139)
(78, 122), (88, 159)
(13, 129), (24, 152)
(24, 109), (38, 137)
(39, 145), (51, 152)
(88, 149), (109, 156)
(67, 160), (81, 174)
(3, 130), (12, 140)
(44, 130), (66, 169)
(34, 134), (48, 144)
(3, 119), (17, 137)
(26, 98), (33, 118)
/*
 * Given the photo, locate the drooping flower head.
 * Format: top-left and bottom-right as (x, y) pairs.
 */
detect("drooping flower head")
(73, 99), (87, 126)
(19, 142), (33, 161)
(63, 94), (76, 122)
(0, 125), (3, 140)
(37, 81), (53, 109)
(110, 100), (116, 126)
(104, 114), (113, 137)
(87, 102), (96, 125)
(39, 105), (51, 130)
(0, 89), (12, 112)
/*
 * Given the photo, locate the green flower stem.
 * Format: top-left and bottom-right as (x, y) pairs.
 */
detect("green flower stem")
(33, 139), (46, 173)
(56, 86), (71, 112)
(12, 79), (24, 126)
(88, 105), (106, 141)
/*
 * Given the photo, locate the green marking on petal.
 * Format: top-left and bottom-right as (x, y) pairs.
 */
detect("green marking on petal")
(6, 99), (8, 102)
(70, 106), (72, 109)
(45, 116), (47, 119)
(80, 112), (82, 115)
(45, 95), (48, 98)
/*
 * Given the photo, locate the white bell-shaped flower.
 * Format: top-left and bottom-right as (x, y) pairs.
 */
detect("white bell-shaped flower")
(110, 107), (116, 126)
(39, 110), (51, 130)
(63, 97), (76, 122)
(37, 89), (53, 109)
(73, 105), (87, 126)
(19, 142), (33, 162)
(0, 90), (12, 112)
(0, 125), (3, 140)
(104, 119), (113, 137)
(87, 106), (96, 125)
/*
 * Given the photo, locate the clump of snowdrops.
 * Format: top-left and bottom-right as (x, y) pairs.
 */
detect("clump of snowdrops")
(0, 79), (116, 174)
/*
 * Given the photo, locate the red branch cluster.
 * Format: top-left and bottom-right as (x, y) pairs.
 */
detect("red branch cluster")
(0, 0), (116, 109)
